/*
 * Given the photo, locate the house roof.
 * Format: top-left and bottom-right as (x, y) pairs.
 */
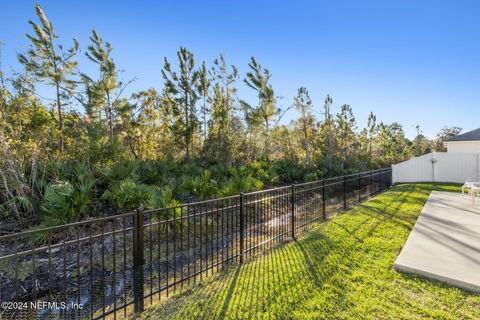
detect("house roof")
(447, 128), (480, 142)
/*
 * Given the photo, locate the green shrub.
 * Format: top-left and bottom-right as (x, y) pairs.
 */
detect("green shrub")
(147, 185), (184, 233)
(275, 159), (306, 183)
(101, 161), (139, 185)
(1, 195), (37, 220)
(305, 172), (318, 182)
(180, 170), (219, 199)
(147, 185), (180, 209)
(209, 164), (230, 181)
(101, 178), (150, 211)
(221, 174), (263, 196)
(138, 160), (174, 185)
(252, 161), (279, 184)
(38, 179), (94, 228)
(178, 163), (204, 177)
(43, 162), (93, 184)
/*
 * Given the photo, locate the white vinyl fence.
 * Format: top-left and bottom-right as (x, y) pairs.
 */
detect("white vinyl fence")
(392, 152), (480, 184)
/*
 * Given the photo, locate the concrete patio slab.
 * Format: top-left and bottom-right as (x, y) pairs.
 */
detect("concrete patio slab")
(394, 191), (480, 293)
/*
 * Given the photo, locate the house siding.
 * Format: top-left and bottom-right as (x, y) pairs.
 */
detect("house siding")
(446, 141), (480, 153)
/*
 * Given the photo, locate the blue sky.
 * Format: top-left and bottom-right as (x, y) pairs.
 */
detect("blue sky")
(1, 0), (479, 139)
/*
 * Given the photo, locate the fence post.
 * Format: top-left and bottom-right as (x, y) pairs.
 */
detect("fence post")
(133, 207), (145, 313)
(291, 184), (295, 239)
(381, 169), (384, 190)
(390, 168), (393, 187)
(370, 170), (373, 196)
(239, 192), (245, 263)
(343, 175), (347, 210)
(377, 169), (381, 192)
(358, 173), (362, 203)
(322, 179), (326, 221)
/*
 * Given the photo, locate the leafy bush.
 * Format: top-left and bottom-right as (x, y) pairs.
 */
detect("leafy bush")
(39, 179), (94, 228)
(209, 164), (230, 181)
(178, 163), (204, 177)
(138, 160), (174, 185)
(35, 162), (96, 233)
(100, 161), (139, 185)
(147, 185), (184, 233)
(1, 195), (36, 220)
(101, 178), (150, 211)
(249, 161), (279, 184)
(305, 172), (318, 182)
(147, 185), (180, 209)
(43, 162), (94, 184)
(275, 159), (307, 183)
(180, 170), (219, 199)
(221, 173), (263, 196)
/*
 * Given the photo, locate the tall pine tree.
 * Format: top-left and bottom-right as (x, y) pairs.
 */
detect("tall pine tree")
(162, 47), (199, 160)
(293, 87), (314, 164)
(18, 4), (78, 152)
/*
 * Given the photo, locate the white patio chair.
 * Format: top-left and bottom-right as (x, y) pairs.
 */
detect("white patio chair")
(462, 176), (480, 196)
(471, 185), (480, 204)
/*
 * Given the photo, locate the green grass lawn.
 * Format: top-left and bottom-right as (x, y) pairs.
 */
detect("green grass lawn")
(141, 184), (480, 319)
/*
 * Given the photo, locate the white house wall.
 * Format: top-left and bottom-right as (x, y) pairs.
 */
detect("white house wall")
(392, 152), (480, 184)
(446, 141), (480, 153)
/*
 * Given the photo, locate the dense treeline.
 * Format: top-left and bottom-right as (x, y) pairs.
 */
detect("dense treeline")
(0, 5), (461, 231)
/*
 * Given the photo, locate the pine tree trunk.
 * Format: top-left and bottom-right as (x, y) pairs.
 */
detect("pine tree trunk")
(203, 95), (207, 159)
(303, 117), (309, 165)
(203, 96), (207, 143)
(369, 138), (372, 167)
(265, 119), (270, 161)
(185, 93), (190, 160)
(55, 84), (64, 152)
(107, 93), (113, 137)
(305, 138), (310, 165)
(327, 118), (332, 170)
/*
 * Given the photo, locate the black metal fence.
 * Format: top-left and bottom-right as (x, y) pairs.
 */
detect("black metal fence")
(0, 168), (392, 319)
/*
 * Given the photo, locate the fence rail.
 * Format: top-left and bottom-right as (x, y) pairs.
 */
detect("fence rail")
(0, 168), (392, 319)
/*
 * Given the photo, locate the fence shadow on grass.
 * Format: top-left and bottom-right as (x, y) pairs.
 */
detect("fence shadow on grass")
(143, 203), (394, 319)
